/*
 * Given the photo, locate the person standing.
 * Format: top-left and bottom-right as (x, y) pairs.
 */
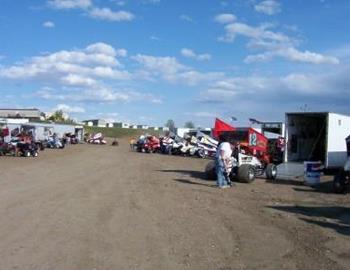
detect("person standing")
(215, 135), (233, 188)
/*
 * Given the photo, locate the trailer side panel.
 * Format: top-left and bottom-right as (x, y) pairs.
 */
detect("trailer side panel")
(327, 113), (350, 168)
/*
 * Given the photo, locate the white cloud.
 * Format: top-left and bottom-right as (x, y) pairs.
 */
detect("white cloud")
(115, 1), (126, 6)
(38, 86), (162, 104)
(0, 42), (130, 82)
(132, 54), (187, 80)
(142, 0), (160, 4)
(54, 103), (85, 113)
(48, 0), (92, 9)
(216, 17), (339, 65)
(220, 22), (290, 43)
(199, 66), (350, 105)
(61, 74), (97, 86)
(180, 14), (194, 23)
(85, 42), (117, 56)
(48, 1), (135, 23)
(150, 35), (160, 41)
(88, 7), (135, 21)
(254, 0), (281, 15)
(214, 13), (236, 24)
(116, 48), (127, 57)
(132, 54), (222, 85)
(185, 111), (217, 118)
(43, 21), (55, 28)
(181, 48), (211, 61)
(245, 47), (340, 65)
(196, 69), (350, 121)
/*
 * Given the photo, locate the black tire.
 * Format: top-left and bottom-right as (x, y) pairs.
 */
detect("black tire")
(24, 150), (31, 157)
(333, 170), (347, 194)
(197, 149), (205, 159)
(205, 161), (216, 180)
(32, 151), (38, 157)
(266, 163), (277, 180)
(237, 164), (255, 183)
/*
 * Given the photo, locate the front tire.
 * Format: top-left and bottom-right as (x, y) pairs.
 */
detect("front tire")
(197, 149), (205, 158)
(237, 164), (255, 183)
(266, 164), (277, 180)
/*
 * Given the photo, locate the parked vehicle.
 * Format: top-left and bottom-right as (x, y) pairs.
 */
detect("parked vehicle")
(205, 128), (277, 183)
(46, 135), (65, 149)
(87, 133), (107, 145)
(16, 141), (39, 157)
(0, 142), (16, 156)
(136, 135), (160, 153)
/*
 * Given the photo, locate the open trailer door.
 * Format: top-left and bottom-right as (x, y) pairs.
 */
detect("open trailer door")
(285, 112), (328, 165)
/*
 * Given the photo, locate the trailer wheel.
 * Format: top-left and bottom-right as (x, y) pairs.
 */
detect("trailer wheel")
(205, 161), (216, 180)
(266, 164), (277, 180)
(333, 170), (347, 194)
(237, 164), (255, 183)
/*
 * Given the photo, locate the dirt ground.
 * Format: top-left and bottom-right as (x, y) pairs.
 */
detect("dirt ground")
(0, 140), (349, 270)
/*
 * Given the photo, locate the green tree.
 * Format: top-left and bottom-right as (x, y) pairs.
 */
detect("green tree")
(165, 119), (176, 132)
(48, 110), (75, 124)
(184, 121), (195, 129)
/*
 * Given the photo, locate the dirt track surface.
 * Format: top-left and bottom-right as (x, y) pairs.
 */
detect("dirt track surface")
(0, 140), (349, 270)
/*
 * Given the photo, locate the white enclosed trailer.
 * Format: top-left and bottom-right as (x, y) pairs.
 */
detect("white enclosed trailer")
(284, 112), (350, 169)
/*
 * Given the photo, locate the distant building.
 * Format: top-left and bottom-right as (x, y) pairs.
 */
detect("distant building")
(0, 108), (41, 121)
(149, 127), (159, 131)
(82, 119), (106, 127)
(113, 122), (130, 129)
(137, 125), (149, 130)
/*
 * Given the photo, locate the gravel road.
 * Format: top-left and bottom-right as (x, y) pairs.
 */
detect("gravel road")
(0, 141), (349, 270)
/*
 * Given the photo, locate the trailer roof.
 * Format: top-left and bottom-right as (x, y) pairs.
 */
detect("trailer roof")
(286, 111), (350, 117)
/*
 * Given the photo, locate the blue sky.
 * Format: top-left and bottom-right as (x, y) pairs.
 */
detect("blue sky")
(0, 0), (350, 127)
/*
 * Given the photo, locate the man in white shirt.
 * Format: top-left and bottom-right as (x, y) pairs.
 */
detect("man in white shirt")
(215, 135), (233, 188)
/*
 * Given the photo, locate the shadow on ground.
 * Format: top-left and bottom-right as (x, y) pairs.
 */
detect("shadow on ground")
(266, 178), (304, 186)
(158, 169), (210, 181)
(293, 180), (350, 194)
(266, 178), (350, 194)
(269, 205), (350, 236)
(158, 169), (217, 188)
(173, 178), (216, 188)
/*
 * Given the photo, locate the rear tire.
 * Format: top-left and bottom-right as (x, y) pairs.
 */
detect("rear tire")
(24, 150), (31, 157)
(266, 164), (277, 180)
(333, 170), (347, 194)
(237, 164), (255, 183)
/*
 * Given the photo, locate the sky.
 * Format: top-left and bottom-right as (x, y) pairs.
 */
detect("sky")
(0, 0), (350, 128)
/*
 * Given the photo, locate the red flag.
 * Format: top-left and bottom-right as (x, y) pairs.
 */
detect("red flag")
(213, 118), (235, 138)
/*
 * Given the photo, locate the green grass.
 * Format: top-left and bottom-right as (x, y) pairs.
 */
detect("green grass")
(84, 126), (160, 138)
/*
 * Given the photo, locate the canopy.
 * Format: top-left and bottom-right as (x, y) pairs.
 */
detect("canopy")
(213, 118), (235, 138)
